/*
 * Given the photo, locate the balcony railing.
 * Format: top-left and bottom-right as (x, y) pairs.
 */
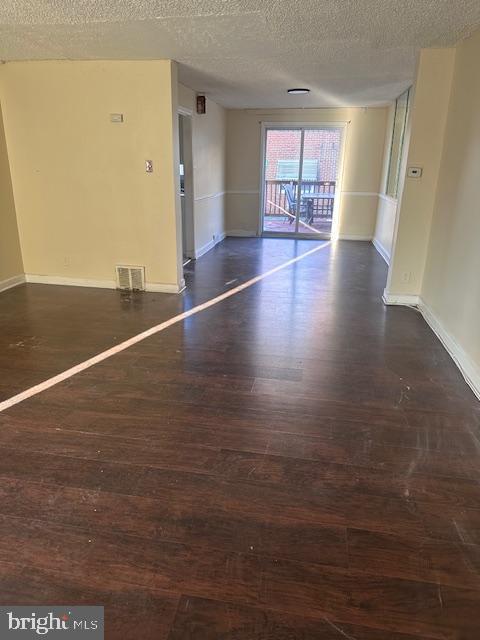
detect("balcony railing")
(264, 180), (335, 219)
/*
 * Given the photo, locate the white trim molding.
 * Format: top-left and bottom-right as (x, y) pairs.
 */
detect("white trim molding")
(337, 234), (373, 241)
(25, 274), (116, 289)
(385, 291), (480, 400)
(378, 193), (398, 205)
(226, 190), (260, 196)
(336, 191), (399, 204)
(418, 300), (480, 401)
(194, 232), (226, 259)
(194, 191), (226, 202)
(226, 229), (257, 237)
(146, 281), (185, 294)
(0, 274), (25, 293)
(25, 274), (184, 294)
(382, 290), (421, 306)
(372, 238), (390, 265)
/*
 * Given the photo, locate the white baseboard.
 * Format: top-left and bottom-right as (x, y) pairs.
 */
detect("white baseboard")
(382, 290), (421, 306)
(0, 274), (25, 293)
(227, 232), (372, 241)
(337, 234), (373, 241)
(25, 274), (116, 289)
(372, 237), (390, 265)
(382, 291), (480, 401)
(226, 230), (257, 237)
(194, 240), (215, 259)
(146, 281), (184, 293)
(25, 274), (183, 294)
(194, 232), (226, 259)
(418, 299), (480, 400)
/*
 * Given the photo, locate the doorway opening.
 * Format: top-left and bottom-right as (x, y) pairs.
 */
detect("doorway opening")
(260, 125), (344, 238)
(178, 112), (194, 265)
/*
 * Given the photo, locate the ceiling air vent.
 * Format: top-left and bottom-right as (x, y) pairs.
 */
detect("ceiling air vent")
(115, 265), (145, 291)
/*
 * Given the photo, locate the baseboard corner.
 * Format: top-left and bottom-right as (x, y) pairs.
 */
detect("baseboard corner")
(382, 290), (421, 307)
(0, 273), (26, 293)
(193, 232), (227, 259)
(372, 237), (390, 265)
(145, 281), (183, 294)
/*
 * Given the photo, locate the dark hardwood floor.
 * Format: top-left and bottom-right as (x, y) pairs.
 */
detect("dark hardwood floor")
(0, 238), (479, 639)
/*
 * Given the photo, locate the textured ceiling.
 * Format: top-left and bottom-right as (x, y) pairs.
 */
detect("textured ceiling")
(1, 1), (479, 108)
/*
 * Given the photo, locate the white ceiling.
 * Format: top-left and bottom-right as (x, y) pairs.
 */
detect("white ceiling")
(1, 1), (479, 108)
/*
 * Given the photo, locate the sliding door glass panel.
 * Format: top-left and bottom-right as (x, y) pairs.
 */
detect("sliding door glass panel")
(386, 88), (410, 198)
(298, 128), (342, 235)
(262, 126), (343, 237)
(263, 129), (302, 234)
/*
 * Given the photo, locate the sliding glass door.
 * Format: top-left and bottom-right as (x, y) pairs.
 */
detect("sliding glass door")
(261, 125), (343, 238)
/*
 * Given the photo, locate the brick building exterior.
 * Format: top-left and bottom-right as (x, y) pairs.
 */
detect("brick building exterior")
(265, 129), (341, 182)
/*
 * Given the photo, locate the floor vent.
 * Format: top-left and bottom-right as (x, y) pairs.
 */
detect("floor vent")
(115, 265), (145, 291)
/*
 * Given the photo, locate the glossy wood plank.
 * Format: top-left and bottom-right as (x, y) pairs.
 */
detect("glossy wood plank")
(260, 556), (480, 639)
(348, 528), (480, 590)
(0, 475), (348, 566)
(0, 562), (179, 640)
(168, 596), (432, 640)
(0, 515), (262, 605)
(0, 238), (479, 639)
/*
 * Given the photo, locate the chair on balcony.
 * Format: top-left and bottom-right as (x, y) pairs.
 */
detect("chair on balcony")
(282, 184), (307, 225)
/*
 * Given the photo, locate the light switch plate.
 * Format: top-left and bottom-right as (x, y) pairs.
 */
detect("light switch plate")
(407, 166), (422, 178)
(110, 113), (124, 123)
(145, 160), (153, 173)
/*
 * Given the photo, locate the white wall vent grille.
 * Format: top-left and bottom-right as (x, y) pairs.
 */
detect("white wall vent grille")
(115, 265), (145, 291)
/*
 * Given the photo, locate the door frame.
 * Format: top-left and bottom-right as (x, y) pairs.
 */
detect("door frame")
(258, 122), (348, 239)
(178, 107), (195, 260)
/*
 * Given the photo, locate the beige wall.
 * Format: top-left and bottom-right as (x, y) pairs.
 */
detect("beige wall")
(422, 29), (480, 380)
(0, 60), (182, 290)
(385, 49), (455, 297)
(178, 84), (227, 255)
(225, 107), (388, 238)
(0, 101), (23, 286)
